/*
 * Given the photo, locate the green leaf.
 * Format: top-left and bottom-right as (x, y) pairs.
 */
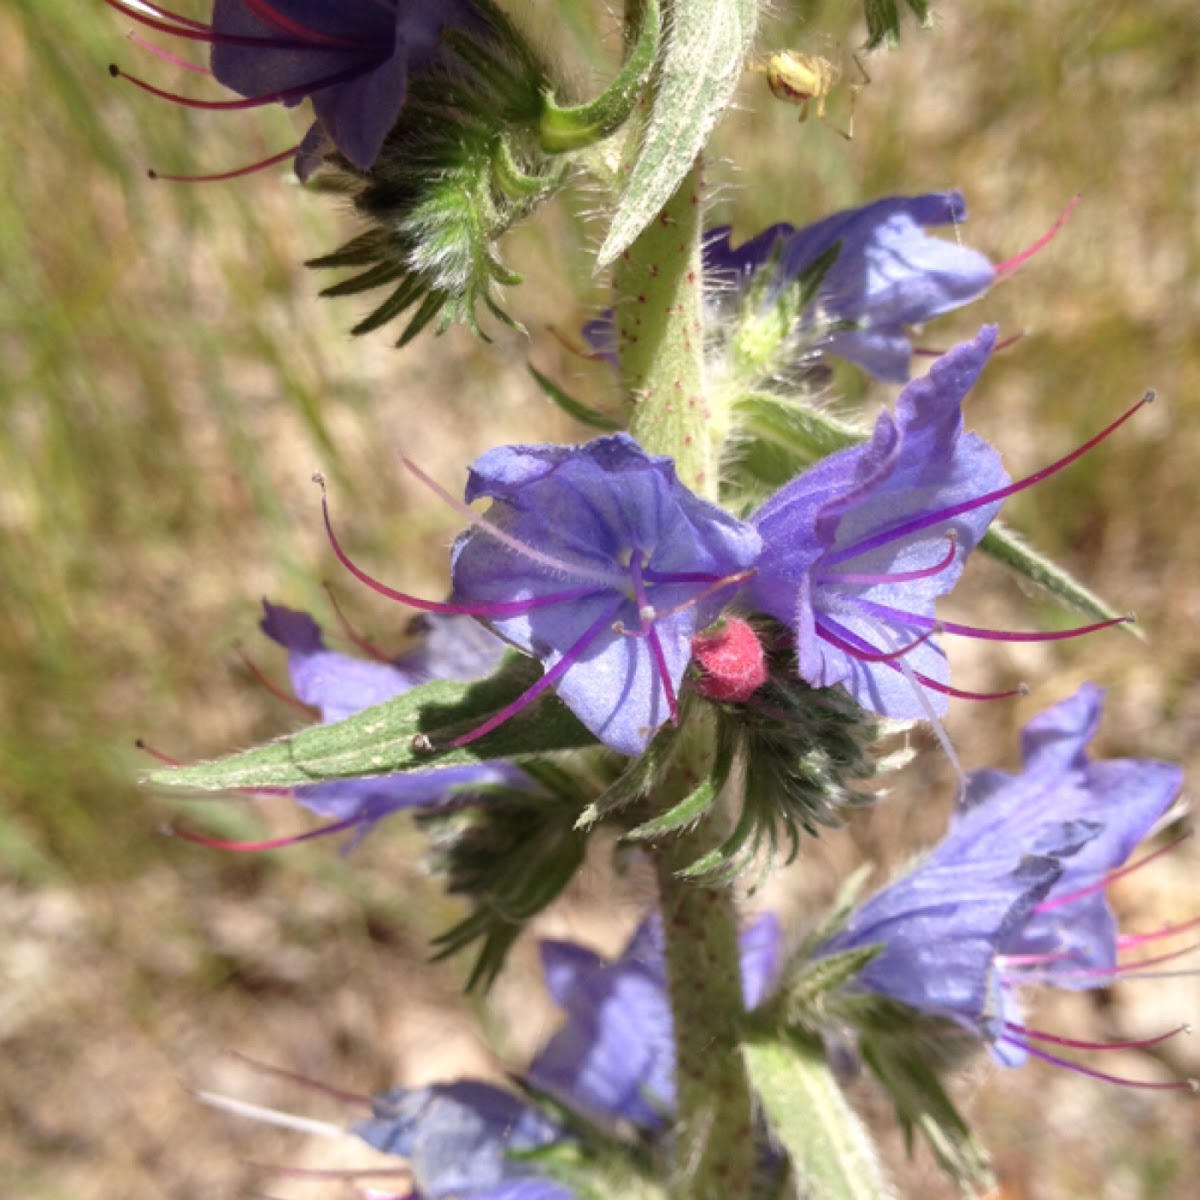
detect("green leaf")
(860, 1036), (994, 1193)
(862, 0), (933, 51)
(529, 363), (621, 431)
(744, 1035), (896, 1200)
(597, 0), (757, 267)
(148, 656), (597, 793)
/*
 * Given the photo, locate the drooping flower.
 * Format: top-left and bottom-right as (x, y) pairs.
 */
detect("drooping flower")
(353, 913), (781, 1196)
(528, 912), (781, 1131)
(816, 685), (1187, 1078)
(326, 435), (761, 755)
(748, 327), (1008, 719)
(702, 191), (997, 383)
(105, 0), (488, 179)
(256, 601), (535, 837)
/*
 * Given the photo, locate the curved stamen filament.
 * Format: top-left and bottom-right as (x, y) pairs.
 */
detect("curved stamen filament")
(640, 569), (756, 623)
(438, 605), (623, 749)
(1119, 914), (1200, 953)
(110, 62), (364, 109)
(318, 477), (596, 618)
(823, 390), (1154, 568)
(128, 33), (210, 74)
(169, 815), (366, 851)
(149, 141), (302, 182)
(628, 552), (679, 724)
(235, 644), (319, 717)
(994, 194), (1082, 280)
(401, 457), (630, 590)
(105, 0), (346, 49)
(229, 1051), (372, 1108)
(1007, 1021), (1190, 1053)
(846, 598), (1131, 643)
(999, 1034), (1196, 1091)
(816, 615), (937, 664)
(1035, 834), (1191, 913)
(820, 534), (958, 586)
(322, 583), (391, 663)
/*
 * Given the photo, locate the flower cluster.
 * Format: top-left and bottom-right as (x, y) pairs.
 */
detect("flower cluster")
(352, 913), (781, 1198)
(105, 0), (490, 179)
(814, 685), (1190, 1083)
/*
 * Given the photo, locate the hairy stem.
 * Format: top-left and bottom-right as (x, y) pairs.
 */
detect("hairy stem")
(616, 158), (715, 498)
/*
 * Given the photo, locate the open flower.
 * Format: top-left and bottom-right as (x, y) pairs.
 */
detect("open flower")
(354, 913), (781, 1196)
(817, 685), (1188, 1081)
(106, 0), (487, 179)
(703, 191), (996, 383)
(326, 435), (761, 755)
(748, 327), (1007, 718)
(255, 601), (535, 839)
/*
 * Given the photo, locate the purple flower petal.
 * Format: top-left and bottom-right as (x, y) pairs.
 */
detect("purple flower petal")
(750, 327), (1007, 717)
(451, 435), (761, 754)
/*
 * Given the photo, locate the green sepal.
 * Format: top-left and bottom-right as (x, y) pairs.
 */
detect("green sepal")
(860, 1035), (995, 1194)
(422, 768), (590, 991)
(862, 0), (933, 50)
(597, 0), (757, 267)
(505, 1133), (668, 1200)
(529, 364), (622, 431)
(539, 0), (661, 153)
(744, 1034), (896, 1200)
(622, 734), (736, 841)
(147, 654), (598, 793)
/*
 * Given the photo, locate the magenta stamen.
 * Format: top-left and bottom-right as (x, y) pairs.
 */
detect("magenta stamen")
(641, 569), (757, 621)
(243, 0), (364, 49)
(318, 478), (595, 619)
(1035, 834), (1190, 913)
(235, 645), (318, 717)
(851, 599), (1130, 644)
(169, 815), (367, 852)
(128, 32), (209, 74)
(444, 605), (622, 749)
(823, 390), (1154, 568)
(1120, 914), (1200, 952)
(400, 457), (627, 590)
(1008, 1020), (1189, 1053)
(110, 62), (362, 110)
(105, 0), (355, 51)
(1115, 942), (1200, 973)
(629, 552), (679, 725)
(149, 142), (303, 183)
(817, 616), (937, 664)
(912, 331), (1026, 359)
(108, 0), (208, 32)
(999, 1033), (1195, 1091)
(994, 195), (1082, 279)
(822, 535), (958, 586)
(229, 1051), (372, 1108)
(910, 671), (1023, 702)
(322, 583), (392, 664)
(135, 737), (181, 766)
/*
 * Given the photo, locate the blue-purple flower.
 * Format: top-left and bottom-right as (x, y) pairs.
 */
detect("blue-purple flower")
(748, 327), (1008, 719)
(817, 685), (1185, 1075)
(703, 191), (996, 383)
(353, 912), (781, 1196)
(326, 436), (761, 756)
(449, 436), (761, 754)
(528, 912), (781, 1131)
(106, 0), (486, 179)
(258, 601), (534, 838)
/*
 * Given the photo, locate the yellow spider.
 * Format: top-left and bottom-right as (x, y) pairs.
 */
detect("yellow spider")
(756, 50), (870, 140)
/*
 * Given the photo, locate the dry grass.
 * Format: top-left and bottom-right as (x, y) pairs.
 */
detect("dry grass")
(2, 1), (1197, 1196)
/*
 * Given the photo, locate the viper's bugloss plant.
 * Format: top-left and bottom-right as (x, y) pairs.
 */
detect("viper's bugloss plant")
(120, 2), (1192, 1197)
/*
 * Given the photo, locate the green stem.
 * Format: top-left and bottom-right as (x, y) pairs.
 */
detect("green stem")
(652, 730), (755, 1199)
(616, 159), (715, 498)
(611, 133), (752, 1200)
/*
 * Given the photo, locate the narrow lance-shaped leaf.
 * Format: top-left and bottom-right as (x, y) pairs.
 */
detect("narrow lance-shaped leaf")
(149, 656), (597, 793)
(744, 1035), (896, 1200)
(597, 0), (756, 267)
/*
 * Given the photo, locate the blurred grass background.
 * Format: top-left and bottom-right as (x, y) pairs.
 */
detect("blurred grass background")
(2, 0), (1197, 1196)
